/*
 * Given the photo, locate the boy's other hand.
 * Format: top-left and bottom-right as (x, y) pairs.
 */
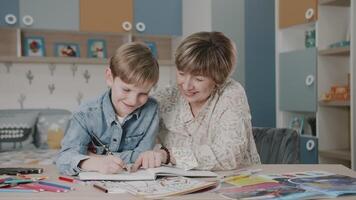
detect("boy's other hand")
(131, 150), (166, 172)
(80, 155), (126, 174)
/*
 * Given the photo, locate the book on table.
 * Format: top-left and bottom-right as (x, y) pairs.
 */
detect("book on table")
(94, 176), (218, 198)
(78, 166), (218, 181)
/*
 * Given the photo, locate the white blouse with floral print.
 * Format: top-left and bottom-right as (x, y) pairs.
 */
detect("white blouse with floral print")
(153, 78), (261, 170)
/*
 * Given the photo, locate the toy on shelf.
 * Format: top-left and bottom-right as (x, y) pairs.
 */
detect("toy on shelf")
(321, 74), (350, 102)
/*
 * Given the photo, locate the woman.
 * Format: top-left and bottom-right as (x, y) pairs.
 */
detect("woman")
(133, 31), (260, 171)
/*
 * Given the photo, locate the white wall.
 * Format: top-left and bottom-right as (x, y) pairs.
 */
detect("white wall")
(182, 0), (212, 36)
(0, 63), (174, 111)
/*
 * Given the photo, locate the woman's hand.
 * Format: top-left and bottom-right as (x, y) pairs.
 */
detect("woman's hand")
(79, 155), (126, 174)
(131, 150), (167, 172)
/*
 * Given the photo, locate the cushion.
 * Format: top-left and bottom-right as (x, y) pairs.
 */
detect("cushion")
(0, 110), (39, 151)
(34, 109), (71, 149)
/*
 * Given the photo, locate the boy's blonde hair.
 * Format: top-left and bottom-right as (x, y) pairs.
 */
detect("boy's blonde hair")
(175, 31), (236, 85)
(110, 42), (159, 86)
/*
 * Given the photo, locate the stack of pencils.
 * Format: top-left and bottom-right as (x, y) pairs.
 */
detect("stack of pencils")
(0, 175), (76, 193)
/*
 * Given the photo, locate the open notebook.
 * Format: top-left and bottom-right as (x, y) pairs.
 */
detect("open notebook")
(78, 166), (218, 181)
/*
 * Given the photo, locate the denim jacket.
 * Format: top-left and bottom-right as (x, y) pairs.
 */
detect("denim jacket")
(55, 89), (159, 175)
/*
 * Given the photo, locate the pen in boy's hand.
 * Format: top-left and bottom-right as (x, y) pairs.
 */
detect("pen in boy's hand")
(124, 164), (132, 173)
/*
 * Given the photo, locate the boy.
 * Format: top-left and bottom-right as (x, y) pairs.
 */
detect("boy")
(56, 42), (161, 175)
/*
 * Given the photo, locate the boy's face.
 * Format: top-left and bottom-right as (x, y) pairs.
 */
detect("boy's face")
(106, 68), (152, 117)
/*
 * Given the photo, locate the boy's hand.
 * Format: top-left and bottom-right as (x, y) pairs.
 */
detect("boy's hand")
(80, 155), (126, 174)
(131, 150), (166, 172)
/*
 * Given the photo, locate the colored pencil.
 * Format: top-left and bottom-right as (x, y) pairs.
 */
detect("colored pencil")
(93, 183), (108, 193)
(58, 176), (76, 183)
(31, 183), (68, 193)
(0, 188), (38, 193)
(4, 179), (33, 184)
(19, 183), (45, 192)
(38, 180), (74, 191)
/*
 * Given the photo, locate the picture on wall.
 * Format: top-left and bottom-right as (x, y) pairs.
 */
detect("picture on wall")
(55, 43), (80, 57)
(87, 39), (107, 58)
(24, 36), (45, 57)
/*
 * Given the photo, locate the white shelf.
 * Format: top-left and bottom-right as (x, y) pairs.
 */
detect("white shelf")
(319, 100), (350, 107)
(319, 46), (350, 56)
(319, 0), (350, 7)
(0, 56), (174, 66)
(319, 149), (351, 161)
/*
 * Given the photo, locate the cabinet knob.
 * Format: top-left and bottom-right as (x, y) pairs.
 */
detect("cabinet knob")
(122, 21), (132, 31)
(305, 8), (314, 20)
(22, 15), (34, 26)
(306, 139), (315, 151)
(135, 22), (146, 32)
(5, 14), (17, 25)
(305, 75), (314, 86)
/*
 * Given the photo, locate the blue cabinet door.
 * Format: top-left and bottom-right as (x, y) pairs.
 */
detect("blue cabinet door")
(0, 0), (19, 27)
(19, 0), (79, 30)
(279, 48), (317, 112)
(134, 0), (182, 35)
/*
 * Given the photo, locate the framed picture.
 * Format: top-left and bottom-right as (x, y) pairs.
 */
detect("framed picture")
(54, 43), (80, 57)
(24, 36), (45, 57)
(289, 116), (304, 135)
(87, 39), (107, 58)
(144, 41), (158, 58)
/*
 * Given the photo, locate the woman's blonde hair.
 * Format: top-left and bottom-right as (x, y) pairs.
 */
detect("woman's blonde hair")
(175, 31), (237, 85)
(110, 42), (159, 86)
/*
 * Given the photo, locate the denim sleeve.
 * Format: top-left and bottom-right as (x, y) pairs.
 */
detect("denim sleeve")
(55, 114), (91, 175)
(115, 108), (159, 163)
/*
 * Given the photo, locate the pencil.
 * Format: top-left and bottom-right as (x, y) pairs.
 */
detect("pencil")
(0, 188), (38, 193)
(58, 176), (76, 183)
(38, 180), (74, 191)
(93, 183), (108, 193)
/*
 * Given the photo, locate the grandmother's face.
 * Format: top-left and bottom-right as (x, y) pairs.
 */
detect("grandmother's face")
(176, 70), (216, 106)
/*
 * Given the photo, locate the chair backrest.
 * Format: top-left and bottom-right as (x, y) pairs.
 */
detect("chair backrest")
(252, 127), (299, 164)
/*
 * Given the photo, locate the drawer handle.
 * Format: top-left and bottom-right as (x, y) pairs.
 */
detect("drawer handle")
(305, 8), (314, 20)
(122, 21), (132, 31)
(136, 22), (146, 32)
(305, 75), (314, 86)
(5, 14), (17, 25)
(306, 139), (315, 151)
(22, 15), (34, 26)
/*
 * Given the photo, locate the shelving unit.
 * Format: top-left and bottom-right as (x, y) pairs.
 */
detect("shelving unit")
(276, 0), (355, 167)
(317, 0), (354, 169)
(0, 27), (176, 66)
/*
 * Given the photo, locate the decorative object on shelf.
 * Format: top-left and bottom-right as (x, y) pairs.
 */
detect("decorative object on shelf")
(48, 63), (56, 76)
(83, 69), (90, 83)
(5, 14), (17, 25)
(122, 21), (132, 32)
(144, 41), (158, 58)
(26, 70), (34, 85)
(305, 29), (315, 48)
(48, 83), (55, 95)
(87, 39), (107, 58)
(328, 40), (350, 48)
(71, 64), (78, 77)
(23, 36), (45, 57)
(321, 85), (350, 102)
(54, 43), (80, 57)
(77, 92), (83, 105)
(4, 62), (12, 73)
(289, 116), (304, 135)
(17, 94), (26, 109)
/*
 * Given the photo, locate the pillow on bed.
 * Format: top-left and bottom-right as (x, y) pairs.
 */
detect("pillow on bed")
(34, 109), (71, 149)
(0, 110), (39, 151)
